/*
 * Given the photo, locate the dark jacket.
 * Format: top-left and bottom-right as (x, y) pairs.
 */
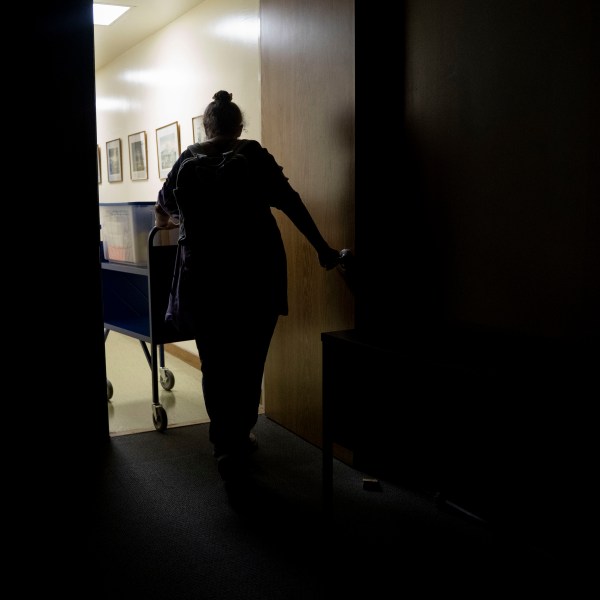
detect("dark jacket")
(157, 138), (312, 327)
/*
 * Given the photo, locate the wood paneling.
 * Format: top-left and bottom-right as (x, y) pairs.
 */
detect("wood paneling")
(260, 0), (355, 446)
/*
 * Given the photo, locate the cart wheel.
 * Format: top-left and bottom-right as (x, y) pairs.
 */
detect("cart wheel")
(153, 405), (168, 432)
(160, 368), (175, 391)
(107, 379), (113, 401)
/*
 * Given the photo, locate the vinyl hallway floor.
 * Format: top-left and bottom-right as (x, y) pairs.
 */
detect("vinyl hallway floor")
(104, 330), (210, 436)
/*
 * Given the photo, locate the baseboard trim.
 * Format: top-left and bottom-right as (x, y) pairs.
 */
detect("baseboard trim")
(164, 343), (201, 370)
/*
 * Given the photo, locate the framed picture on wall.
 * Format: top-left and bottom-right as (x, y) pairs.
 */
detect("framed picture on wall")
(97, 145), (102, 184)
(106, 138), (123, 183)
(192, 115), (204, 144)
(156, 121), (180, 179)
(128, 131), (148, 180)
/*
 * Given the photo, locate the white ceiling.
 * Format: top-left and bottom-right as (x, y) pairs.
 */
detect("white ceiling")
(93, 0), (205, 70)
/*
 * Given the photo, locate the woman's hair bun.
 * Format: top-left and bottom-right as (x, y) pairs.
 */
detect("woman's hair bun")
(213, 90), (233, 104)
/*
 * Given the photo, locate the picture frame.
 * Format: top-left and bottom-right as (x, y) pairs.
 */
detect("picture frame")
(106, 138), (123, 183)
(97, 145), (102, 184)
(155, 121), (180, 179)
(192, 115), (204, 144)
(128, 131), (148, 180)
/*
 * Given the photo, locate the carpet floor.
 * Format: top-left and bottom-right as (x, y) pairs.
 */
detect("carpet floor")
(44, 416), (586, 598)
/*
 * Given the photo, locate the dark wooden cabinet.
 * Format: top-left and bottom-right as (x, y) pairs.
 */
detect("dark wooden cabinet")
(322, 328), (590, 531)
(322, 329), (491, 497)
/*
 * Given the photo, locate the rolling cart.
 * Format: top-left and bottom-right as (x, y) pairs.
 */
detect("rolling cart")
(101, 226), (194, 431)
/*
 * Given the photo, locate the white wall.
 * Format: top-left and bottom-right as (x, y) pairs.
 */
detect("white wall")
(96, 0), (260, 355)
(96, 0), (260, 203)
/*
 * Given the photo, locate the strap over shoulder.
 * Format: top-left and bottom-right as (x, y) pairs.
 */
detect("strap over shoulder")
(187, 138), (253, 158)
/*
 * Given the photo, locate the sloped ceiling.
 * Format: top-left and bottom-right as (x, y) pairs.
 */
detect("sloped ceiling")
(94, 0), (205, 70)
